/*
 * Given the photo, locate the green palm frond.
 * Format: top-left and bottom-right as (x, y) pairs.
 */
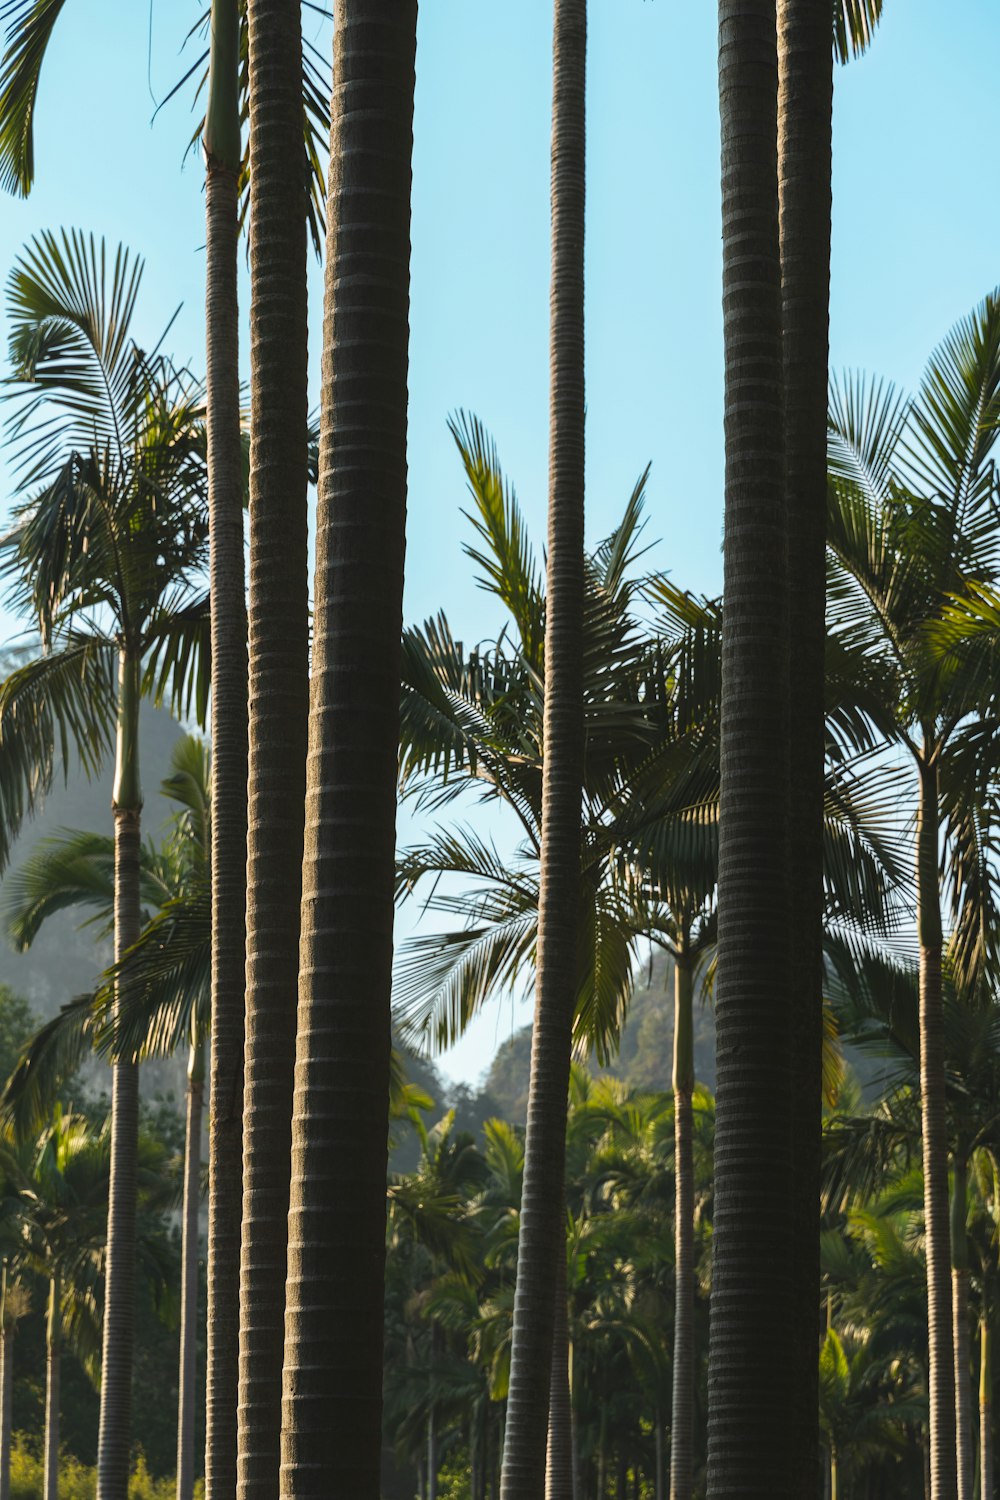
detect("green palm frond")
(0, 993), (93, 1140)
(142, 591), (211, 726)
(3, 827), (172, 949)
(0, 636), (115, 873)
(0, 0), (66, 194)
(4, 229), (146, 485)
(833, 0), (883, 64)
(449, 411), (545, 673)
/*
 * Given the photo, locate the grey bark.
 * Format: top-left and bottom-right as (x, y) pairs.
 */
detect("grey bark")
(237, 0), (310, 1497)
(278, 6), (415, 1498)
(176, 1052), (204, 1500)
(500, 5), (586, 1497)
(707, 3), (793, 1495)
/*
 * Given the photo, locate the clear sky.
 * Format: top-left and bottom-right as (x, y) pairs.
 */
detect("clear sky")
(0, 1), (997, 1086)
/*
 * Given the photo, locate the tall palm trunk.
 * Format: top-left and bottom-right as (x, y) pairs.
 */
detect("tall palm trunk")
(980, 1318), (992, 1500)
(545, 1245), (574, 1500)
(654, 1414), (664, 1500)
(44, 1273), (60, 1500)
(176, 1042), (205, 1500)
(0, 1264), (13, 1500)
(918, 754), (959, 1500)
(951, 1156), (972, 1500)
(500, 6), (586, 1496)
(708, 4), (792, 1496)
(237, 0), (310, 1496)
(671, 948), (695, 1500)
(97, 651), (143, 1500)
(777, 2), (832, 1493)
(278, 6), (415, 1496)
(202, 3), (247, 1496)
(428, 1409), (438, 1500)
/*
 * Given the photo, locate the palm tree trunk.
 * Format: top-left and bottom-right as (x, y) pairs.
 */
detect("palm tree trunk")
(237, 0), (310, 1496)
(44, 1274), (60, 1500)
(918, 755), (959, 1500)
(671, 949), (695, 1500)
(829, 1447), (838, 1500)
(708, 3), (792, 1494)
(501, 6), (586, 1497)
(176, 1042), (204, 1500)
(278, 7), (415, 1497)
(202, 4), (247, 1497)
(97, 651), (143, 1500)
(0, 1328), (12, 1500)
(654, 1415), (664, 1500)
(777, 3), (832, 1495)
(953, 1156), (972, 1500)
(546, 1245), (574, 1500)
(428, 1408), (438, 1500)
(980, 1318), (992, 1500)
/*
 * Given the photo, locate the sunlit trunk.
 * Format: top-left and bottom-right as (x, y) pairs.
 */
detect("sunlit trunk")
(671, 949), (695, 1500)
(176, 1041), (204, 1500)
(43, 1273), (60, 1500)
(980, 1318), (992, 1500)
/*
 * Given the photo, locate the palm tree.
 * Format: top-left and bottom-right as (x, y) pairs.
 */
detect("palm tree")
(778, 2), (884, 1492)
(236, 0), (311, 1491)
(0, 1261), (27, 1500)
(499, 3), (586, 1494)
(0, 229), (209, 1500)
(201, 8), (246, 1497)
(1, 735), (212, 1500)
(279, 5), (416, 1496)
(826, 293), (1000, 1500)
(708, 4), (792, 1493)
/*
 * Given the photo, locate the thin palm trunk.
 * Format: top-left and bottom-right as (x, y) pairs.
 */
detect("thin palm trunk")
(237, 0), (310, 1496)
(44, 1273), (60, 1500)
(546, 1245), (574, 1500)
(918, 755), (959, 1500)
(0, 1264), (13, 1500)
(671, 951), (695, 1500)
(654, 1416), (664, 1500)
(176, 1043), (204, 1500)
(278, 6), (415, 1496)
(708, 3), (792, 1494)
(777, 3), (832, 1493)
(952, 1156), (972, 1500)
(428, 1409), (438, 1500)
(202, 3), (247, 1496)
(980, 1319), (992, 1500)
(97, 652), (143, 1500)
(830, 1448), (838, 1500)
(500, 5), (586, 1496)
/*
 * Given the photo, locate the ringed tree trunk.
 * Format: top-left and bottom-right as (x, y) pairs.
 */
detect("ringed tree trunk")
(43, 1273), (60, 1500)
(917, 754), (959, 1500)
(237, 0), (310, 1496)
(980, 1317), (992, 1500)
(97, 650), (143, 1500)
(671, 947), (695, 1500)
(202, 2), (247, 1496)
(500, 4), (586, 1497)
(951, 1156), (972, 1500)
(0, 1262), (13, 1500)
(545, 1242), (574, 1500)
(707, 3), (793, 1494)
(777, 2), (832, 1494)
(278, 6), (416, 1497)
(176, 1041), (205, 1500)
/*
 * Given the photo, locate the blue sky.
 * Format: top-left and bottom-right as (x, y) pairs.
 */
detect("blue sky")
(0, 0), (997, 1085)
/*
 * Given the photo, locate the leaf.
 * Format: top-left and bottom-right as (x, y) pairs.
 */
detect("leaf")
(0, 0), (66, 195)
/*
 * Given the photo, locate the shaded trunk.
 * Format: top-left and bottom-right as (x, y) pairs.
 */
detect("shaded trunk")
(44, 1275), (60, 1500)
(546, 1245), (575, 1500)
(97, 653), (143, 1500)
(981, 1320), (992, 1500)
(777, 3), (832, 1496)
(953, 1157), (972, 1500)
(918, 757), (959, 1500)
(500, 5), (586, 1497)
(427, 1408), (437, 1500)
(829, 1448), (837, 1500)
(202, 3), (247, 1496)
(278, 6), (415, 1498)
(176, 1045), (204, 1500)
(237, 0), (310, 1497)
(655, 1413), (664, 1500)
(708, 4), (792, 1495)
(671, 952), (695, 1500)
(0, 1324), (12, 1500)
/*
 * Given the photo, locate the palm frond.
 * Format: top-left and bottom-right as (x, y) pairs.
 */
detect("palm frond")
(0, 993), (93, 1140)
(3, 827), (171, 949)
(0, 0), (66, 195)
(833, 0), (883, 64)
